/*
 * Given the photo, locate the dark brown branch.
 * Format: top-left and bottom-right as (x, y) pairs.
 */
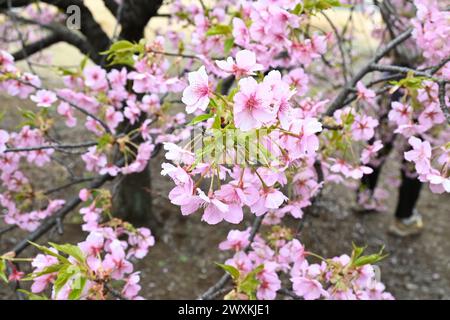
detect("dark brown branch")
(438, 81), (450, 124)
(325, 28), (413, 116)
(4, 141), (98, 153)
(3, 11), (98, 62)
(12, 33), (61, 61)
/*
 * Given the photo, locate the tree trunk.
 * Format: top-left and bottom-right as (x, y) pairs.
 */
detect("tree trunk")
(113, 165), (161, 233)
(112, 1), (164, 232)
(119, 0), (164, 42)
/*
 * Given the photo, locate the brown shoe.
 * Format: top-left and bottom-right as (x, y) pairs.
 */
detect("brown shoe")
(388, 210), (423, 237)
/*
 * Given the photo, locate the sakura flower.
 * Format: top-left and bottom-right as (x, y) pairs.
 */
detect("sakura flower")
(251, 187), (288, 216)
(283, 68), (309, 96)
(215, 181), (260, 207)
(8, 269), (25, 282)
(163, 142), (195, 165)
(351, 115), (379, 141)
(181, 66), (211, 114)
(122, 272), (142, 299)
(79, 188), (91, 201)
(233, 77), (274, 131)
(291, 277), (328, 300)
(225, 252), (253, 274)
(102, 240), (133, 280)
(219, 228), (251, 251)
(31, 274), (55, 293)
(232, 18), (250, 47)
(81, 147), (107, 172)
(356, 81), (376, 105)
(418, 102), (445, 130)
(216, 50), (263, 77)
(31, 250), (59, 271)
(349, 165), (374, 179)
(257, 262), (281, 300)
(361, 140), (383, 164)
(57, 102), (77, 127)
(0, 50), (15, 71)
(83, 65), (108, 91)
(197, 189), (244, 225)
(30, 90), (57, 108)
(282, 117), (322, 158)
(427, 171), (450, 193)
(0, 130), (9, 154)
(78, 231), (104, 257)
(127, 228), (155, 259)
(404, 136), (432, 175)
(388, 102), (412, 126)
(105, 106), (124, 131)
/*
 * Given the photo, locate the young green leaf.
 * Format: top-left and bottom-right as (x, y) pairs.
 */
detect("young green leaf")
(206, 25), (232, 36)
(216, 263), (240, 280)
(188, 113), (214, 126)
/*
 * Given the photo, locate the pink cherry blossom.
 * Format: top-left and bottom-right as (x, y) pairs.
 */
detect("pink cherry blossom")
(219, 228), (251, 251)
(30, 90), (57, 108)
(351, 115), (379, 141)
(388, 102), (412, 125)
(232, 18), (250, 47)
(0, 130), (9, 154)
(57, 102), (77, 127)
(404, 136), (432, 175)
(83, 65), (108, 91)
(291, 277), (328, 300)
(233, 77), (274, 131)
(216, 50), (263, 77)
(182, 66), (211, 114)
(356, 81), (376, 105)
(102, 239), (133, 280)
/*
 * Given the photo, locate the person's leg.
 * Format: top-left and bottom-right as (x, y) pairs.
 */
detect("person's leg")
(389, 166), (424, 236)
(394, 168), (423, 219)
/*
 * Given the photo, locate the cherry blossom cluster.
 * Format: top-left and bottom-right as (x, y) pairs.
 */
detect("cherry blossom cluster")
(27, 188), (155, 300)
(411, 0), (450, 65)
(219, 227), (393, 300)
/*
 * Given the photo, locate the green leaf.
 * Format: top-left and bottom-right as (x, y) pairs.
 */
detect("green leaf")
(0, 259), (8, 283)
(212, 115), (222, 129)
(188, 113), (214, 126)
(291, 3), (304, 15)
(97, 133), (114, 150)
(104, 40), (135, 53)
(206, 24), (232, 36)
(17, 289), (48, 300)
(26, 263), (63, 280)
(68, 275), (87, 300)
(53, 265), (75, 296)
(224, 37), (234, 54)
(49, 243), (86, 263)
(239, 265), (263, 300)
(28, 241), (69, 263)
(216, 263), (240, 280)
(304, 0), (342, 11)
(353, 246), (387, 267)
(80, 56), (89, 71)
(101, 40), (144, 67)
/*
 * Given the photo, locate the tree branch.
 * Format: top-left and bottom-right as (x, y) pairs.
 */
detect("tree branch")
(325, 28), (413, 116)
(12, 33), (61, 61)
